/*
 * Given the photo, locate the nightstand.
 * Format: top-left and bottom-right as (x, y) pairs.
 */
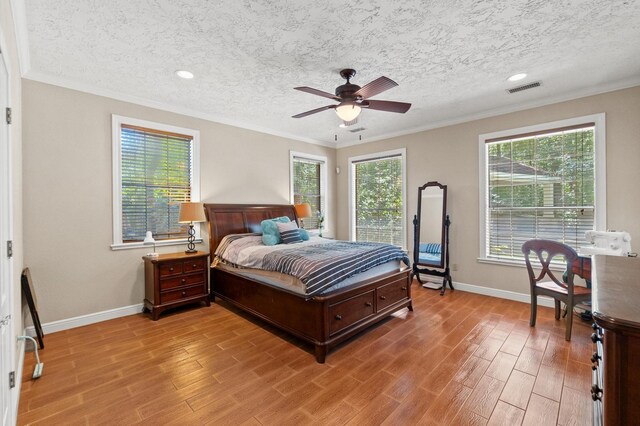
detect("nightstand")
(143, 251), (210, 320)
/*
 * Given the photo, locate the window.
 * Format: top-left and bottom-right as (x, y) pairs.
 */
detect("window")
(112, 115), (200, 248)
(479, 114), (606, 263)
(290, 152), (327, 230)
(349, 148), (406, 248)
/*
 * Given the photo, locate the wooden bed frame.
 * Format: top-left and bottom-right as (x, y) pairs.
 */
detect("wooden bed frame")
(204, 203), (412, 363)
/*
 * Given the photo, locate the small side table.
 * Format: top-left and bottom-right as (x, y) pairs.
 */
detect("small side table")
(143, 251), (210, 320)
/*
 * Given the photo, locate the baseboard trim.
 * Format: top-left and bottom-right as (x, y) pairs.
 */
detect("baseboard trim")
(24, 282), (551, 337)
(451, 281), (555, 308)
(25, 303), (144, 336)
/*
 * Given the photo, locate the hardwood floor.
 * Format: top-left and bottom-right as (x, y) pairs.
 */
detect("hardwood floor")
(18, 280), (593, 425)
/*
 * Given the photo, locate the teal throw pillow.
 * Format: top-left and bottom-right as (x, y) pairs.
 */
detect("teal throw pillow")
(260, 216), (291, 245)
(299, 228), (310, 241)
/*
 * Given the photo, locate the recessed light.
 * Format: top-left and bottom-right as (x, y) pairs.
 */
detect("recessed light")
(507, 73), (527, 82)
(176, 70), (194, 79)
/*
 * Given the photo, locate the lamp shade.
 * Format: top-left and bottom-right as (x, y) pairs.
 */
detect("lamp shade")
(294, 203), (312, 219)
(335, 102), (361, 121)
(178, 202), (206, 223)
(143, 231), (156, 244)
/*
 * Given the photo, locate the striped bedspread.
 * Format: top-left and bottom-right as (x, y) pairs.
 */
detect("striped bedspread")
(215, 234), (409, 296)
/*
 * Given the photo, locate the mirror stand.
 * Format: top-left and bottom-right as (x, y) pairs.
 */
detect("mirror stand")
(412, 214), (453, 295)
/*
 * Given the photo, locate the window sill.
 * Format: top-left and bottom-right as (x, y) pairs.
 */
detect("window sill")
(477, 257), (567, 271)
(111, 238), (203, 251)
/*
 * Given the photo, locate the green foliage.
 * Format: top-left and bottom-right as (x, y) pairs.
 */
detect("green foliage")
(354, 157), (403, 245)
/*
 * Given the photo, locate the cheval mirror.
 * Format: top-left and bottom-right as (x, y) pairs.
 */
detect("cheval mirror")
(412, 181), (453, 295)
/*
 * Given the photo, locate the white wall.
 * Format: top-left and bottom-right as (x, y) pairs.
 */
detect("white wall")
(22, 80), (336, 322)
(337, 86), (640, 294)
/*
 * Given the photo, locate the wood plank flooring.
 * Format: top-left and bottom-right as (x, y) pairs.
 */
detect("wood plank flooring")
(18, 281), (593, 425)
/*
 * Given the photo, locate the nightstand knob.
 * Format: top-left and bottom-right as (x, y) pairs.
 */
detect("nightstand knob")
(192, 263), (197, 268)
(380, 296), (386, 300)
(169, 267), (174, 272)
(335, 315), (342, 320)
(401, 286), (407, 291)
(365, 302), (372, 307)
(181, 279), (186, 283)
(181, 291), (187, 296)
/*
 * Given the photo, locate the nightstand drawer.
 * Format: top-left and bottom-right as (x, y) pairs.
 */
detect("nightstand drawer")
(183, 258), (205, 273)
(160, 273), (204, 291)
(159, 261), (183, 277)
(160, 284), (206, 304)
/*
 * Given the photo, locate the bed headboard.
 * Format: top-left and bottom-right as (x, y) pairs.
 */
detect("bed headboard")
(203, 203), (298, 255)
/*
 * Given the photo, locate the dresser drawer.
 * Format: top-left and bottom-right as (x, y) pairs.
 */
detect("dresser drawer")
(183, 258), (205, 273)
(329, 290), (375, 335)
(159, 261), (183, 277)
(160, 284), (207, 304)
(160, 273), (204, 291)
(376, 278), (409, 311)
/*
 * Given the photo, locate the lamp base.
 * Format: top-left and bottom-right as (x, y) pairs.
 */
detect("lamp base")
(185, 249), (197, 254)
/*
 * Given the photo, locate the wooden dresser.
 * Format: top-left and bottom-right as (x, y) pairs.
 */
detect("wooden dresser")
(143, 251), (210, 320)
(591, 255), (640, 426)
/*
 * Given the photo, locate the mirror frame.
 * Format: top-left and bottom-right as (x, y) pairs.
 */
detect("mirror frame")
(414, 181), (447, 269)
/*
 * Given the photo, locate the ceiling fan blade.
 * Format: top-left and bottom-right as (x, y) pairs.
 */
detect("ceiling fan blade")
(361, 100), (411, 113)
(292, 105), (336, 118)
(353, 76), (398, 99)
(294, 86), (341, 101)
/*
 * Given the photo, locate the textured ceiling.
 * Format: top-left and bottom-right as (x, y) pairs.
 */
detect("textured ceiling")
(18, 0), (640, 146)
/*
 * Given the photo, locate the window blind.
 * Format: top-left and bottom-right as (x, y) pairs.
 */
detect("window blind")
(120, 124), (193, 242)
(353, 155), (403, 246)
(486, 125), (595, 260)
(292, 157), (323, 229)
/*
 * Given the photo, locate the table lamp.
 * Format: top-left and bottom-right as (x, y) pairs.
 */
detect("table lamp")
(178, 202), (206, 253)
(143, 231), (158, 258)
(294, 203), (312, 229)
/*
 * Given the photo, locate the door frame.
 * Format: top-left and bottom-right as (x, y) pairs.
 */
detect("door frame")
(0, 24), (16, 426)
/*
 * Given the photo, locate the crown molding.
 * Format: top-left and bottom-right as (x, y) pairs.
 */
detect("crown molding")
(336, 76), (640, 148)
(22, 70), (337, 148)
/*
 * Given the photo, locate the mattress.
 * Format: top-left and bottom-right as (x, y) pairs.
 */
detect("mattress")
(214, 260), (407, 297)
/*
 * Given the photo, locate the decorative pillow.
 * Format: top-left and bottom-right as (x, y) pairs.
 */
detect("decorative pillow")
(419, 243), (441, 254)
(276, 221), (303, 244)
(299, 228), (310, 241)
(260, 216), (291, 245)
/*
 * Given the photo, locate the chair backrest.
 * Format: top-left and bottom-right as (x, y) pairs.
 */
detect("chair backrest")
(522, 239), (578, 289)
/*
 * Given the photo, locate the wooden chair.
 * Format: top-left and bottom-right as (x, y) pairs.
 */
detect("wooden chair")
(522, 239), (591, 341)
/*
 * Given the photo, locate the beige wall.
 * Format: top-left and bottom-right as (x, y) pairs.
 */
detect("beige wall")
(21, 78), (640, 321)
(22, 80), (336, 322)
(337, 86), (640, 294)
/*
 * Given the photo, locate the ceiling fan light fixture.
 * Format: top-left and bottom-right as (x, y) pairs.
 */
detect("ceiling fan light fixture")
(335, 103), (361, 121)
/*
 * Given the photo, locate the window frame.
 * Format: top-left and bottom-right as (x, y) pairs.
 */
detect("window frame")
(289, 151), (327, 232)
(348, 148), (407, 249)
(111, 115), (201, 250)
(478, 113), (606, 266)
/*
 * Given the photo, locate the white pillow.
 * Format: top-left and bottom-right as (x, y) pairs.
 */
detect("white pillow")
(276, 221), (303, 244)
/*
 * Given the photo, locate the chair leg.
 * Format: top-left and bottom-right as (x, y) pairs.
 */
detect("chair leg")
(554, 300), (561, 320)
(565, 304), (573, 341)
(530, 294), (537, 327)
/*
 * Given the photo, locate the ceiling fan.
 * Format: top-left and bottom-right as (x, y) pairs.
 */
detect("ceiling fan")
(292, 69), (411, 123)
